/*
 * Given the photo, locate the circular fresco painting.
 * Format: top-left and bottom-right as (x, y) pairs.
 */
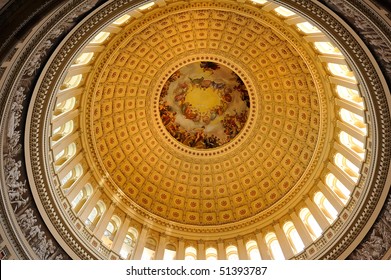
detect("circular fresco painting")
(159, 61), (250, 149)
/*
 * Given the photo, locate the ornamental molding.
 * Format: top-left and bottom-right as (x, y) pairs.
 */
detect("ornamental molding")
(0, 0), (102, 260)
(320, 0), (391, 260)
(80, 0), (331, 230)
(0, 0), (390, 260)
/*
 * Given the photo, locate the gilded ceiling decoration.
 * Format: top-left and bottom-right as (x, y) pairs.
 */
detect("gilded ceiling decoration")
(2, 0), (391, 261)
(85, 2), (328, 226)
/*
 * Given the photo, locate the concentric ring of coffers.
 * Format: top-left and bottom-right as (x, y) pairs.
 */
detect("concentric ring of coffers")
(83, 1), (328, 227)
(44, 0), (373, 260)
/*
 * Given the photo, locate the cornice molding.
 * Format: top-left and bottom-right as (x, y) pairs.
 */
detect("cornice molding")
(0, 0), (390, 260)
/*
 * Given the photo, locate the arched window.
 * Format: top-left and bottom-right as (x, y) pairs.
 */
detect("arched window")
(314, 192), (338, 223)
(61, 164), (83, 189)
(283, 222), (305, 254)
(120, 234), (134, 259)
(60, 74), (83, 90)
(102, 222), (115, 247)
(102, 215), (121, 248)
(113, 14), (131, 25)
(296, 22), (320, 34)
(339, 131), (365, 158)
(90, 32), (110, 44)
(85, 208), (97, 226)
(71, 183), (93, 213)
(139, 2), (155, 10)
(54, 149), (65, 162)
(246, 240), (261, 260)
(119, 227), (138, 259)
(185, 246), (197, 260)
(163, 244), (176, 260)
(265, 232), (285, 260)
(314, 42), (342, 55)
(52, 120), (74, 142)
(251, 0), (268, 5)
(141, 238), (157, 260)
(226, 245), (239, 260)
(205, 247), (217, 260)
(274, 6), (295, 17)
(299, 208), (322, 240)
(85, 200), (106, 230)
(334, 153), (360, 182)
(53, 97), (76, 117)
(73, 52), (94, 66)
(325, 173), (350, 204)
(340, 108), (367, 133)
(71, 190), (83, 209)
(54, 142), (77, 168)
(336, 86), (363, 107)
(328, 63), (356, 81)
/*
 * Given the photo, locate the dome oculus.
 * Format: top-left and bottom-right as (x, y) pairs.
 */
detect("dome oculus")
(159, 61), (250, 149)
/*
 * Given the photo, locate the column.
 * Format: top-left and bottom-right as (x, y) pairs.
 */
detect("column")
(105, 26), (122, 34)
(329, 76), (359, 90)
(154, 233), (167, 260)
(57, 153), (83, 179)
(318, 55), (347, 65)
(305, 197), (330, 231)
(129, 9), (143, 19)
(327, 163), (356, 192)
(197, 240), (206, 260)
(255, 231), (272, 260)
(156, 0), (167, 7)
(133, 225), (149, 260)
(93, 202), (116, 237)
(261, 2), (280, 11)
(217, 239), (226, 260)
(335, 99), (364, 117)
(51, 109), (79, 130)
(304, 34), (328, 42)
(334, 142), (362, 167)
(52, 132), (79, 155)
(318, 182), (344, 212)
(81, 45), (105, 53)
(236, 237), (248, 260)
(55, 87), (83, 104)
(284, 16), (306, 25)
(66, 171), (91, 202)
(176, 238), (185, 260)
(337, 121), (366, 143)
(67, 65), (92, 77)
(290, 212), (313, 247)
(111, 217), (131, 254)
(78, 187), (102, 221)
(273, 224), (294, 259)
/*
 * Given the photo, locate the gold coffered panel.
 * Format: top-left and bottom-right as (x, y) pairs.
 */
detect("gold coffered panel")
(83, 1), (329, 228)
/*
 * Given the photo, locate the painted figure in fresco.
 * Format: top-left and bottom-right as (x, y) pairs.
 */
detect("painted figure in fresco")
(200, 79), (212, 88)
(168, 70), (181, 82)
(182, 131), (193, 147)
(202, 114), (211, 125)
(223, 92), (232, 103)
(159, 62), (250, 149)
(204, 135), (220, 149)
(183, 104), (199, 121)
(189, 77), (204, 86)
(194, 127), (205, 145)
(211, 81), (225, 90)
(200, 61), (220, 72)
